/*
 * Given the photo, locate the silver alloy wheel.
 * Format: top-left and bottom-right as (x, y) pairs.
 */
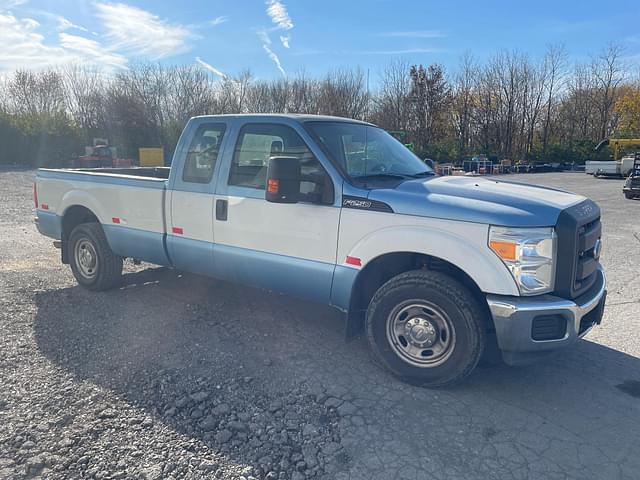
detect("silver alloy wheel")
(74, 238), (98, 280)
(385, 300), (456, 368)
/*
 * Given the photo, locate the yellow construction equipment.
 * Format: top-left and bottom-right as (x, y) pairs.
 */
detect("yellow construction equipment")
(595, 138), (640, 160)
(139, 147), (164, 167)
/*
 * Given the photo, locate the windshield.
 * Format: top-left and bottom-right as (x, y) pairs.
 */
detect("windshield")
(306, 122), (432, 180)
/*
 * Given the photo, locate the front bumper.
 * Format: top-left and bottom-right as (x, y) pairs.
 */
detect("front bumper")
(486, 266), (606, 365)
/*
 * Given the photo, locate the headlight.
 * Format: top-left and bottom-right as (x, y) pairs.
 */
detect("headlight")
(489, 226), (556, 295)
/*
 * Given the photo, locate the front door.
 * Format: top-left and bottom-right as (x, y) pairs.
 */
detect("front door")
(212, 122), (340, 303)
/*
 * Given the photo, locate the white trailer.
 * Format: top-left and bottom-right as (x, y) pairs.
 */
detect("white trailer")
(586, 156), (636, 177)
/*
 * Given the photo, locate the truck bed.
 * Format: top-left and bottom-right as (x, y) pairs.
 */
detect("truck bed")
(36, 167), (171, 266)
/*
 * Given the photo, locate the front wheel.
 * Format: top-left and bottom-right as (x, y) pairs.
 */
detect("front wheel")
(366, 270), (486, 387)
(68, 223), (123, 291)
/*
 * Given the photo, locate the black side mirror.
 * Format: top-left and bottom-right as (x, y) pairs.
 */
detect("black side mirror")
(265, 156), (301, 203)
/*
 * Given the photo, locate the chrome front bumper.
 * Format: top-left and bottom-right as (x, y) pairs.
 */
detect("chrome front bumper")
(486, 266), (606, 365)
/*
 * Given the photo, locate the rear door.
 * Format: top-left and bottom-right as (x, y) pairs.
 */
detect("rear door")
(167, 121), (229, 275)
(212, 121), (341, 303)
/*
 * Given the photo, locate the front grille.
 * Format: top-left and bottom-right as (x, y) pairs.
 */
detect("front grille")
(555, 200), (601, 299)
(574, 219), (600, 293)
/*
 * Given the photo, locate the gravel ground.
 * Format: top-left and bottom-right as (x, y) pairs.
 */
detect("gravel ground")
(1, 168), (639, 480)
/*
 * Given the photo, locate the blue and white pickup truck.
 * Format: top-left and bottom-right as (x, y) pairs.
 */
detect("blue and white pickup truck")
(35, 114), (607, 386)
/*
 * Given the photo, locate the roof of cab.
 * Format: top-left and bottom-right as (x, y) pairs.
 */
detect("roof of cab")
(190, 113), (375, 126)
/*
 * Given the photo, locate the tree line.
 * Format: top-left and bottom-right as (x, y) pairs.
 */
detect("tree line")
(0, 43), (638, 167)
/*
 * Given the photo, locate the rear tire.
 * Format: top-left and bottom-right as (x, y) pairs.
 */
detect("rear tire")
(68, 223), (123, 291)
(366, 270), (486, 388)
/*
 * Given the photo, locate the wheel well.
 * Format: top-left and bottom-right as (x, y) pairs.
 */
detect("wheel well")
(345, 252), (494, 339)
(61, 205), (99, 263)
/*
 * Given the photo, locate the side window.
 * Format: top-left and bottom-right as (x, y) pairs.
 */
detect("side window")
(182, 123), (226, 184)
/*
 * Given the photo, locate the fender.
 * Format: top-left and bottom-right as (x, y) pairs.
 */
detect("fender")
(59, 189), (109, 225)
(347, 224), (519, 296)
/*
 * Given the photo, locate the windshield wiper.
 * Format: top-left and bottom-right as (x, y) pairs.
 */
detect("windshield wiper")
(352, 173), (411, 181)
(407, 170), (436, 177)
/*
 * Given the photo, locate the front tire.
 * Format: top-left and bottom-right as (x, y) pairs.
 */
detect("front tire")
(366, 270), (486, 387)
(68, 223), (123, 291)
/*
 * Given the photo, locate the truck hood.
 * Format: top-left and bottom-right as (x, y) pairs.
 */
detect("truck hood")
(368, 176), (586, 227)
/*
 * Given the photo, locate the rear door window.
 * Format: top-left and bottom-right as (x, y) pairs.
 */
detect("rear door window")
(182, 123), (226, 184)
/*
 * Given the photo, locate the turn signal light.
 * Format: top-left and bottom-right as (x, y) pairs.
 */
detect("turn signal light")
(489, 240), (517, 261)
(267, 178), (279, 194)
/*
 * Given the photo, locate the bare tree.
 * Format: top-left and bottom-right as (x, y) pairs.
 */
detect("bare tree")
(287, 71), (320, 114)
(214, 70), (253, 113)
(541, 45), (568, 153)
(409, 64), (451, 151)
(560, 63), (598, 142)
(591, 43), (626, 139)
(451, 53), (476, 156)
(318, 68), (369, 119)
(63, 65), (107, 143)
(521, 58), (547, 156)
(373, 59), (411, 131)
(7, 70), (66, 116)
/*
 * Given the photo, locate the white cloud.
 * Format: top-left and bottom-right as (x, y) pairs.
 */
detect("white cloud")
(378, 30), (445, 38)
(265, 0), (293, 30)
(59, 32), (127, 68)
(56, 15), (89, 33)
(257, 29), (288, 76)
(0, 12), (126, 70)
(0, 0), (28, 10)
(210, 15), (228, 26)
(195, 56), (226, 79)
(0, 13), (50, 69)
(259, 0), (293, 72)
(257, 28), (271, 45)
(263, 44), (285, 77)
(94, 2), (191, 59)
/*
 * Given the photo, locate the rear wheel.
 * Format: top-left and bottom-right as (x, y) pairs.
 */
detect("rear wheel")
(366, 270), (486, 387)
(68, 223), (122, 291)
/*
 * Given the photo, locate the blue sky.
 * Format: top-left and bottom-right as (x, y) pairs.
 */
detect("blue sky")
(1, 0), (639, 80)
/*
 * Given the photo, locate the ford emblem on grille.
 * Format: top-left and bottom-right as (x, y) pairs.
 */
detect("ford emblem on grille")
(593, 238), (602, 259)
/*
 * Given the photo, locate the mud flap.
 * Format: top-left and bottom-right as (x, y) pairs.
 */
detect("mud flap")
(344, 309), (365, 341)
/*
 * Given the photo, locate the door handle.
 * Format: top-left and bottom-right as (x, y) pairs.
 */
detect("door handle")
(216, 199), (228, 221)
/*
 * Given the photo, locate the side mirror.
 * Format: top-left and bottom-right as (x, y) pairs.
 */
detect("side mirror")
(265, 156), (301, 204)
